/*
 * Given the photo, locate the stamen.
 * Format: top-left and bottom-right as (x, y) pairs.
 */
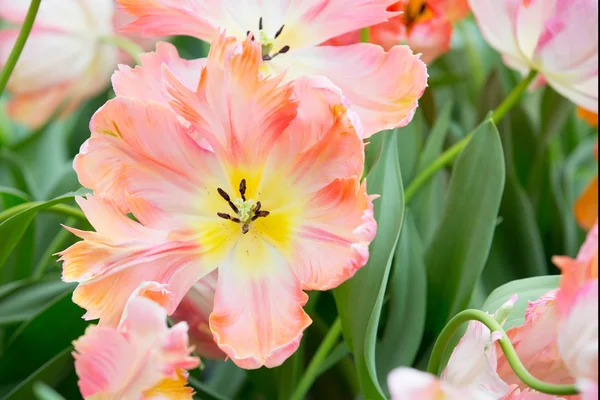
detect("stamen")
(275, 25), (285, 39)
(255, 201), (262, 213)
(251, 210), (270, 221)
(217, 188), (231, 202)
(278, 45), (290, 54)
(259, 17), (263, 30)
(242, 224), (250, 234)
(217, 212), (232, 220)
(239, 179), (247, 201)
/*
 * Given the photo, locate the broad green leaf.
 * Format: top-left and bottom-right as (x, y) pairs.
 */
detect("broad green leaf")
(364, 130), (384, 179)
(0, 288), (85, 383)
(0, 192), (81, 270)
(424, 119), (505, 337)
(376, 212), (426, 388)
(3, 347), (73, 400)
(482, 276), (560, 330)
(188, 377), (228, 400)
(0, 186), (30, 210)
(33, 383), (66, 400)
(417, 102), (453, 171)
(0, 280), (73, 327)
(334, 132), (405, 400)
(205, 360), (247, 398)
(396, 118), (423, 185)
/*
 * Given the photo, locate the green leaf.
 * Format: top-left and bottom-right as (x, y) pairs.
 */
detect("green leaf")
(32, 383), (66, 400)
(363, 130), (384, 180)
(482, 276), (560, 330)
(0, 288), (85, 383)
(334, 132), (405, 400)
(0, 186), (30, 209)
(376, 212), (427, 387)
(188, 377), (228, 400)
(0, 192), (80, 270)
(424, 119), (506, 337)
(205, 360), (247, 398)
(3, 347), (73, 400)
(0, 280), (73, 327)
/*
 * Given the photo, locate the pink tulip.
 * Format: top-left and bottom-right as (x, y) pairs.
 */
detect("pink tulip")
(60, 33), (377, 369)
(116, 0), (428, 136)
(0, 0), (154, 128)
(468, 0), (598, 112)
(326, 0), (471, 64)
(73, 282), (199, 399)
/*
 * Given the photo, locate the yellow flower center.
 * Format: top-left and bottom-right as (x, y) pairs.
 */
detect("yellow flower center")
(216, 179), (271, 234)
(252, 17), (290, 61)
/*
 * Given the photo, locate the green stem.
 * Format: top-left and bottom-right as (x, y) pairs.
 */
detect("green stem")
(427, 309), (579, 396)
(0, 0), (41, 96)
(360, 28), (370, 43)
(100, 35), (143, 64)
(46, 204), (87, 222)
(291, 318), (342, 400)
(404, 70), (538, 203)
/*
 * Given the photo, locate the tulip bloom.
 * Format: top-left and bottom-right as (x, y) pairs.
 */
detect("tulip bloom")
(468, 0), (598, 112)
(0, 0), (151, 128)
(116, 0), (428, 136)
(326, 0), (471, 64)
(59, 33), (377, 369)
(73, 282), (199, 399)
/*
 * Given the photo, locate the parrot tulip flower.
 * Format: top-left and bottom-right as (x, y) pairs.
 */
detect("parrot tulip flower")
(60, 33), (377, 369)
(468, 0), (598, 112)
(326, 0), (471, 64)
(116, 0), (428, 136)
(0, 0), (155, 128)
(72, 282), (199, 399)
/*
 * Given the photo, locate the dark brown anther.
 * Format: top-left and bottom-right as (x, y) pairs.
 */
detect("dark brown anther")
(275, 25), (285, 39)
(217, 212), (232, 220)
(251, 210), (270, 221)
(231, 217), (242, 223)
(239, 179), (247, 201)
(262, 54), (272, 61)
(254, 201), (262, 213)
(278, 45), (290, 54)
(259, 17), (263, 30)
(217, 188), (231, 202)
(242, 224), (250, 234)
(419, 2), (427, 15)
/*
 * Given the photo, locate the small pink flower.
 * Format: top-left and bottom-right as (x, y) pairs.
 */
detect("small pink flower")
(0, 0), (155, 128)
(468, 0), (598, 112)
(73, 282), (199, 399)
(60, 33), (377, 369)
(326, 0), (470, 64)
(116, 0), (428, 136)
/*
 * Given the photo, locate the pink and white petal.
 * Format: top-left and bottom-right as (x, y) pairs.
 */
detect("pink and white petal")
(496, 290), (575, 389)
(117, 0), (252, 41)
(503, 386), (563, 399)
(545, 74), (598, 113)
(278, 0), (399, 49)
(76, 97), (223, 227)
(292, 179), (376, 291)
(578, 379), (598, 400)
(577, 222), (598, 263)
(112, 41), (205, 106)
(554, 252), (598, 319)
(171, 272), (225, 359)
(270, 43), (428, 136)
(0, 0), (114, 33)
(468, 0), (527, 68)
(442, 321), (510, 397)
(387, 368), (448, 400)
(73, 325), (139, 398)
(558, 280), (599, 387)
(59, 195), (208, 327)
(406, 17), (453, 65)
(210, 235), (311, 369)
(166, 33), (298, 167)
(514, 0), (557, 61)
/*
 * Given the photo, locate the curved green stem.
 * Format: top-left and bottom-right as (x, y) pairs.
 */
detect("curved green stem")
(427, 309), (579, 396)
(360, 28), (370, 43)
(100, 35), (143, 64)
(46, 204), (87, 222)
(404, 70), (538, 203)
(0, 0), (41, 96)
(290, 318), (342, 400)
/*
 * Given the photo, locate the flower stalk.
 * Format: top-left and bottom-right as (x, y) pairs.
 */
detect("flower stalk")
(427, 309), (579, 396)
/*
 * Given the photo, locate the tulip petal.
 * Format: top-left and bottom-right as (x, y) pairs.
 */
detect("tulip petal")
(293, 179), (376, 290)
(210, 235), (311, 369)
(269, 43), (427, 136)
(575, 177), (599, 231)
(59, 195), (208, 327)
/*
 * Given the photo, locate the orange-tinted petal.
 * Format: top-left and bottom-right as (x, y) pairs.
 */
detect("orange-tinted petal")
(577, 107), (599, 127)
(574, 176), (598, 231)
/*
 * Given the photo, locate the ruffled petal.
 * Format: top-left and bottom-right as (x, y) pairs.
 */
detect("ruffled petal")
(496, 290), (575, 389)
(292, 179), (376, 290)
(210, 234), (311, 369)
(166, 33), (298, 167)
(59, 195), (208, 327)
(76, 97), (223, 228)
(575, 177), (599, 231)
(558, 280), (599, 393)
(388, 368), (448, 399)
(112, 41), (205, 106)
(269, 43), (428, 136)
